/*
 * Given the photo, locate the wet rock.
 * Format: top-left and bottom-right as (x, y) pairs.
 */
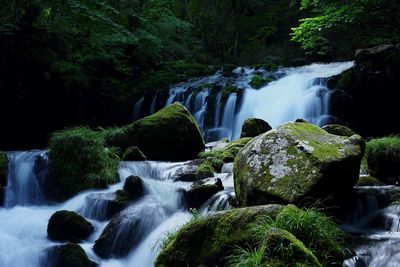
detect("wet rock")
(186, 179), (224, 209)
(174, 160), (214, 182)
(47, 210), (94, 242)
(122, 146), (146, 161)
(44, 243), (97, 267)
(322, 124), (355, 137)
(123, 175), (144, 199)
(240, 118), (272, 138)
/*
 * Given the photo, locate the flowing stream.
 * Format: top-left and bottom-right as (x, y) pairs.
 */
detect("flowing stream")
(0, 151), (234, 267)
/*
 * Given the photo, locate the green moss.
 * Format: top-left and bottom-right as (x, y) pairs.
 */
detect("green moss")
(199, 138), (252, 164)
(106, 103), (205, 161)
(122, 146), (146, 161)
(155, 205), (284, 267)
(274, 205), (344, 264)
(0, 152), (8, 186)
(250, 75), (274, 89)
(195, 161), (214, 179)
(356, 176), (385, 186)
(365, 136), (400, 181)
(48, 127), (120, 200)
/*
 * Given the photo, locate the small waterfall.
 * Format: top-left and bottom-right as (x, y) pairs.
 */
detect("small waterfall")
(150, 93), (158, 114)
(132, 97), (144, 121)
(220, 93), (237, 140)
(214, 92), (222, 127)
(4, 151), (47, 207)
(193, 90), (209, 131)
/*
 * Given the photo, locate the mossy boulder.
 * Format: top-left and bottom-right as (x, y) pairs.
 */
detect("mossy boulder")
(356, 176), (385, 186)
(123, 175), (144, 199)
(234, 122), (365, 206)
(365, 136), (400, 183)
(47, 210), (94, 242)
(241, 118), (272, 138)
(186, 180), (223, 209)
(45, 243), (97, 267)
(48, 127), (119, 200)
(155, 204), (283, 267)
(322, 124), (355, 137)
(122, 146), (146, 161)
(0, 152), (8, 186)
(107, 103), (205, 161)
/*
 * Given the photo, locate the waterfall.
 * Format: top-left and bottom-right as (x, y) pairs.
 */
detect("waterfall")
(132, 62), (354, 142)
(150, 93), (158, 114)
(4, 151), (47, 207)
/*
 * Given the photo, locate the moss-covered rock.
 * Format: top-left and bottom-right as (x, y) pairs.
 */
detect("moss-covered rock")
(122, 146), (146, 161)
(234, 122), (365, 206)
(0, 152), (8, 186)
(322, 124), (355, 137)
(365, 136), (400, 183)
(186, 181), (223, 209)
(250, 75), (274, 89)
(198, 137), (252, 164)
(48, 127), (119, 200)
(263, 228), (322, 267)
(106, 103), (205, 161)
(47, 210), (94, 242)
(174, 159), (215, 182)
(45, 243), (97, 267)
(155, 204), (283, 267)
(123, 175), (144, 199)
(356, 176), (385, 186)
(241, 118), (272, 138)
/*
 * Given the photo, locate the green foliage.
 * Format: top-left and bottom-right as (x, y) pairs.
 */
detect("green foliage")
(228, 246), (264, 267)
(365, 136), (400, 181)
(48, 127), (119, 199)
(292, 0), (400, 57)
(250, 75), (273, 89)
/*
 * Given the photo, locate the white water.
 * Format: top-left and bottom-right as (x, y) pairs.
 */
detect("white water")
(0, 151), (234, 267)
(132, 62), (354, 141)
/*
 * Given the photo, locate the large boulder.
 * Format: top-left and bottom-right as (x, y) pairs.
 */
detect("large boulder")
(155, 205), (283, 267)
(234, 122), (365, 206)
(106, 103), (205, 161)
(327, 44), (400, 137)
(43, 243), (97, 267)
(47, 210), (94, 242)
(123, 175), (144, 199)
(241, 118), (272, 138)
(94, 203), (166, 258)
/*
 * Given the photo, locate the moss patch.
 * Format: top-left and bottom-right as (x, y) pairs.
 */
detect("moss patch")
(365, 136), (400, 182)
(250, 75), (274, 89)
(199, 137), (252, 164)
(195, 161), (214, 179)
(48, 127), (119, 200)
(356, 176), (385, 186)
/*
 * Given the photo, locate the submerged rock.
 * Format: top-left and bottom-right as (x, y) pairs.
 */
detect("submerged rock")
(106, 103), (205, 161)
(47, 210), (94, 242)
(185, 179), (224, 209)
(123, 175), (144, 199)
(93, 202), (166, 258)
(234, 122), (365, 206)
(155, 204), (283, 267)
(241, 118), (272, 138)
(43, 243), (97, 267)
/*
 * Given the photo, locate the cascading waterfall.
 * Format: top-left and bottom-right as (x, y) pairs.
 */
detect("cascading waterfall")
(132, 62), (354, 142)
(0, 153), (235, 267)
